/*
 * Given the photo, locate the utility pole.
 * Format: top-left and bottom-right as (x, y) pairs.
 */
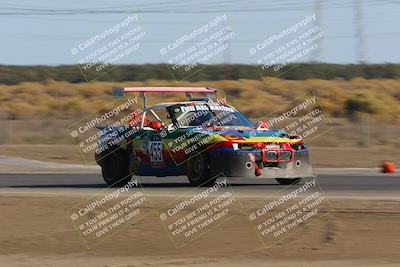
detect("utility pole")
(311, 0), (323, 62)
(354, 0), (367, 63)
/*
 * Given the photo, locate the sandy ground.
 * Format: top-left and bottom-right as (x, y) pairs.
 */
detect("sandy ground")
(0, 144), (399, 266)
(0, 194), (399, 267)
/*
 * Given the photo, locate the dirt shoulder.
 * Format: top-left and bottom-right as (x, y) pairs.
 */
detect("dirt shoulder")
(0, 195), (399, 266)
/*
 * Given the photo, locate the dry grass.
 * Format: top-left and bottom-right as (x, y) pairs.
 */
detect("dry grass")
(0, 78), (399, 122)
(0, 79), (399, 165)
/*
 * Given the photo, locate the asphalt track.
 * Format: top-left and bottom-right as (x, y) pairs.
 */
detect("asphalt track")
(0, 173), (399, 199)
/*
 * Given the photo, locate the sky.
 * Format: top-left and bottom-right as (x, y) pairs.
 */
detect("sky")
(0, 0), (399, 65)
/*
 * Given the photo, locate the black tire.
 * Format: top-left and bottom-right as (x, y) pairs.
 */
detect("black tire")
(187, 152), (216, 187)
(275, 178), (302, 185)
(101, 148), (131, 187)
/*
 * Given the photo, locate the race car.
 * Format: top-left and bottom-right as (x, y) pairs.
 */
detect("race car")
(95, 87), (313, 187)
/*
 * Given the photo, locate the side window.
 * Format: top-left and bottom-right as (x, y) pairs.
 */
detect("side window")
(154, 108), (172, 127)
(142, 110), (163, 128)
(127, 110), (143, 128)
(142, 111), (154, 128)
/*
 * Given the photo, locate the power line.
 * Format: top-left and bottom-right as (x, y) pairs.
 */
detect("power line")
(2, 32), (399, 42)
(0, 0), (397, 15)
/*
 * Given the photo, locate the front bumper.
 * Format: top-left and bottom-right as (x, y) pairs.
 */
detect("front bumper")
(209, 148), (313, 179)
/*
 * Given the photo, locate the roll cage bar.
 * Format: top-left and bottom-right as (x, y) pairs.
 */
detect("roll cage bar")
(112, 87), (219, 130)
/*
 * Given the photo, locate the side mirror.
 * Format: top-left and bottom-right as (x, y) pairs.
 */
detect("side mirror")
(149, 121), (162, 131)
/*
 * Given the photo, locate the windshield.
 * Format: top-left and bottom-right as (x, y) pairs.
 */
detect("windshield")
(168, 104), (254, 128)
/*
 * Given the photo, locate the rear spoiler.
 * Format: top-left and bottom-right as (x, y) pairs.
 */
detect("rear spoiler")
(112, 87), (217, 108)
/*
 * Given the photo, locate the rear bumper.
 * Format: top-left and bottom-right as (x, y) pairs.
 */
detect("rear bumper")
(209, 148), (313, 179)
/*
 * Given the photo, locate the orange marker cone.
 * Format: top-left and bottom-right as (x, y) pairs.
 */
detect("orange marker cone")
(382, 162), (396, 173)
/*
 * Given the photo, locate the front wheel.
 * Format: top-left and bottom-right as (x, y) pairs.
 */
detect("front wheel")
(275, 178), (302, 185)
(101, 148), (131, 187)
(187, 152), (215, 187)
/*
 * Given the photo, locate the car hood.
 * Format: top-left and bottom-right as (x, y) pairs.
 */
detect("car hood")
(176, 127), (302, 144)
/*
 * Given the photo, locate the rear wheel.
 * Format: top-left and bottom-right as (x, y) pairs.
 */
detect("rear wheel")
(275, 178), (301, 185)
(101, 148), (131, 187)
(187, 152), (215, 187)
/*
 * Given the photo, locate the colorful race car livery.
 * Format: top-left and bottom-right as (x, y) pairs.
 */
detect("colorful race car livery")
(95, 87), (314, 187)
